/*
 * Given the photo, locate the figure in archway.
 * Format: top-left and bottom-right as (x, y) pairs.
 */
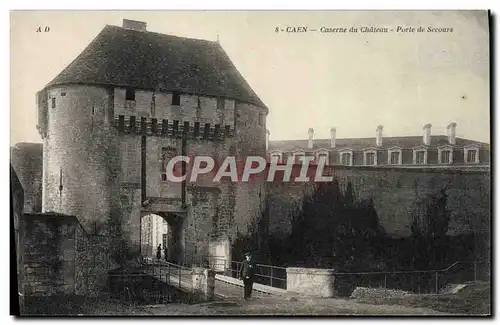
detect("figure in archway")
(156, 244), (162, 261)
(164, 245), (169, 263)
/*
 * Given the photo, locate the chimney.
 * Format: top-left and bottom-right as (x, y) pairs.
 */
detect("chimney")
(308, 128), (314, 149)
(423, 123), (432, 146)
(376, 125), (383, 147)
(266, 129), (270, 151)
(122, 19), (147, 32)
(447, 122), (457, 145)
(330, 128), (336, 148)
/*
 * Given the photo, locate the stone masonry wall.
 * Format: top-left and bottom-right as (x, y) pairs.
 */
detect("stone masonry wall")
(21, 214), (79, 296)
(20, 213), (113, 297)
(74, 226), (113, 296)
(11, 166), (25, 311)
(233, 102), (267, 238)
(266, 166), (490, 239)
(42, 85), (121, 235)
(11, 143), (43, 213)
(114, 87), (235, 128)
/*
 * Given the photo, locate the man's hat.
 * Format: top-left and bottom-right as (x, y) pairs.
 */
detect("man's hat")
(245, 251), (252, 257)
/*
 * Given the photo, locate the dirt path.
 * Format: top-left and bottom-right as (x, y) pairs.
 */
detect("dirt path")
(129, 295), (451, 316)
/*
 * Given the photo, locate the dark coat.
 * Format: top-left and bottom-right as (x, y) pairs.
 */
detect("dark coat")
(241, 259), (256, 280)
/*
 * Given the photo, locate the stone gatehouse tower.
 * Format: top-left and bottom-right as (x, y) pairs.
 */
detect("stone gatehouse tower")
(36, 19), (268, 265)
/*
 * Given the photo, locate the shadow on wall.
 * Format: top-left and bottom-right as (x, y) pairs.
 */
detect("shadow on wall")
(251, 176), (488, 295)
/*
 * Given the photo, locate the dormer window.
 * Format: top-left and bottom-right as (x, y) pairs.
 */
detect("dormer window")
(363, 148), (378, 166)
(269, 150), (283, 163)
(339, 149), (353, 166)
(125, 88), (135, 101)
(438, 145), (454, 164)
(315, 149), (329, 165)
(413, 147), (428, 165)
(388, 147), (403, 165)
(464, 145), (480, 164)
(291, 150), (305, 164)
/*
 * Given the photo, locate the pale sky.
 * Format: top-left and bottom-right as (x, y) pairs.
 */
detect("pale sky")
(10, 10), (490, 145)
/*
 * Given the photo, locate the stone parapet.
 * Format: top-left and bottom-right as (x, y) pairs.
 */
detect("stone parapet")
(286, 267), (336, 298)
(191, 267), (215, 302)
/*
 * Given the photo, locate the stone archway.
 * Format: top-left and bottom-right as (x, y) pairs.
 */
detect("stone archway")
(139, 212), (183, 264)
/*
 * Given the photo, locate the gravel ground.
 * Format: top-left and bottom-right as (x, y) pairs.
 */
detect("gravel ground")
(77, 295), (451, 316)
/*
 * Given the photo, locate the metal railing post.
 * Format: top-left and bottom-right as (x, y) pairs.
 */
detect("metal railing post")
(384, 274), (387, 298)
(179, 267), (181, 288)
(474, 262), (477, 282)
(435, 272), (439, 294)
(270, 266), (274, 287)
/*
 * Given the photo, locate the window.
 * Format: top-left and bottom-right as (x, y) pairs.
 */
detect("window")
(365, 152), (376, 165)
(51, 97), (56, 108)
(440, 150), (451, 164)
(162, 234), (167, 250)
(160, 147), (177, 181)
(270, 151), (282, 163)
(390, 151), (400, 165)
(466, 150), (477, 163)
(415, 151), (426, 164)
(316, 151), (329, 165)
(258, 113), (265, 126)
(217, 97), (225, 110)
(341, 152), (352, 166)
(292, 151), (305, 164)
(172, 92), (181, 106)
(125, 88), (135, 101)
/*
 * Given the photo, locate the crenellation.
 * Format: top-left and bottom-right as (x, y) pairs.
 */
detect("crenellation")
(114, 115), (236, 140)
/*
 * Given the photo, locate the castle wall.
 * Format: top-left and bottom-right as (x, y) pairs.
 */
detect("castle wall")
(42, 85), (121, 235)
(11, 143), (43, 213)
(266, 166), (490, 239)
(20, 213), (112, 299)
(232, 102), (267, 238)
(113, 92), (256, 264)
(113, 87), (235, 127)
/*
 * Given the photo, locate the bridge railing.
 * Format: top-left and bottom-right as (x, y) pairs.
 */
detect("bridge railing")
(143, 259), (194, 292)
(201, 257), (287, 290)
(199, 257), (488, 295)
(332, 260), (490, 296)
(107, 259), (202, 306)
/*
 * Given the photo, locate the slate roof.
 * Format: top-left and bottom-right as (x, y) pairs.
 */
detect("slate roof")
(45, 25), (267, 110)
(268, 136), (489, 152)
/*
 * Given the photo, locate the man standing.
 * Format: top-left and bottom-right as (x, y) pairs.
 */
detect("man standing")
(156, 244), (162, 261)
(240, 252), (256, 301)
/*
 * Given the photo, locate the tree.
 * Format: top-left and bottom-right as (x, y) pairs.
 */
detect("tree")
(287, 178), (386, 270)
(411, 188), (451, 239)
(410, 187), (451, 269)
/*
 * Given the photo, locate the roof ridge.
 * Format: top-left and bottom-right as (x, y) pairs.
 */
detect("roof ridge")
(105, 24), (218, 44)
(42, 23), (267, 109)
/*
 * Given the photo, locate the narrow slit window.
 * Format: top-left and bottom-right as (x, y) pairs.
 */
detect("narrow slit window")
(51, 97), (56, 108)
(217, 97), (225, 110)
(92, 106), (95, 116)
